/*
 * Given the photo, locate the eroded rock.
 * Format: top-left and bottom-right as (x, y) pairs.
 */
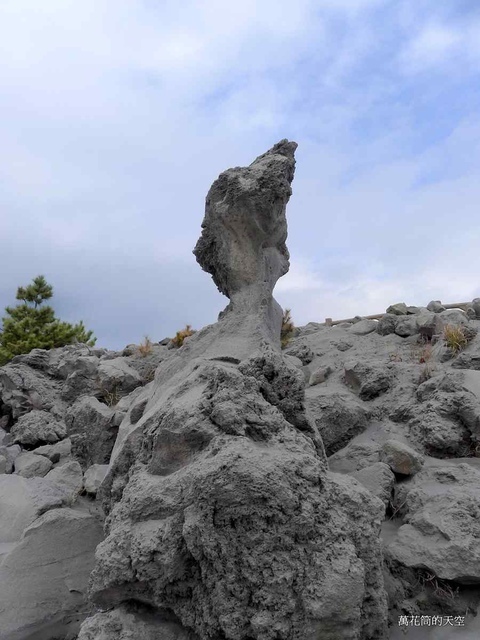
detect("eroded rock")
(0, 508), (103, 640)
(80, 142), (388, 640)
(11, 409), (67, 447)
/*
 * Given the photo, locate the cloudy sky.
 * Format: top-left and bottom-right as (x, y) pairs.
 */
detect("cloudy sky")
(1, 0), (479, 349)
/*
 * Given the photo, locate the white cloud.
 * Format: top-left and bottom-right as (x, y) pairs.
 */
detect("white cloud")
(399, 19), (480, 74)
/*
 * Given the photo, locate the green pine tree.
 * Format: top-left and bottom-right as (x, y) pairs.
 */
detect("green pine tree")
(0, 275), (96, 365)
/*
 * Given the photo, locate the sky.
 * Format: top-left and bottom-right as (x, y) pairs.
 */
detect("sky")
(1, 0), (480, 349)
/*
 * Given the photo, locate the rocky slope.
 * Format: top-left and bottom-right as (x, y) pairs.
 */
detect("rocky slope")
(1, 141), (480, 639)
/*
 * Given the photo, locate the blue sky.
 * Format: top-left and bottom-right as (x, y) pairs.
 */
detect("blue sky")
(1, 0), (479, 349)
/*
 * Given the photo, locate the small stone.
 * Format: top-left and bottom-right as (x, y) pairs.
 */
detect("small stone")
(11, 410), (67, 447)
(380, 440), (424, 476)
(394, 316), (418, 337)
(45, 461), (83, 504)
(83, 464), (109, 495)
(309, 366), (333, 386)
(350, 319), (378, 335)
(344, 361), (391, 400)
(471, 298), (480, 318)
(351, 462), (395, 506)
(14, 453), (53, 478)
(376, 314), (398, 336)
(427, 300), (446, 313)
(32, 438), (72, 463)
(386, 303), (408, 315)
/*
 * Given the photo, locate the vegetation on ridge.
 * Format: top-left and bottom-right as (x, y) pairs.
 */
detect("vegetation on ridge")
(281, 308), (295, 349)
(171, 324), (195, 348)
(0, 275), (96, 365)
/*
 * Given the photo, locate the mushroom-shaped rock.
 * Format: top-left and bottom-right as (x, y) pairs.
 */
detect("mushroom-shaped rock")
(79, 143), (388, 640)
(192, 140), (297, 359)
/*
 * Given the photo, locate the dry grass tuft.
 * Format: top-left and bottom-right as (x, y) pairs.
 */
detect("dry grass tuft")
(172, 324), (195, 348)
(137, 335), (153, 357)
(442, 324), (469, 354)
(418, 363), (434, 385)
(281, 308), (295, 349)
(414, 569), (460, 603)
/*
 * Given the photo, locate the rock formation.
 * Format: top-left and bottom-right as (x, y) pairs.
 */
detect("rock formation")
(77, 141), (388, 640)
(3, 144), (480, 638)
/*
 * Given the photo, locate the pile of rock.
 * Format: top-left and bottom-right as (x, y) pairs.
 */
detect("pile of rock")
(0, 341), (171, 639)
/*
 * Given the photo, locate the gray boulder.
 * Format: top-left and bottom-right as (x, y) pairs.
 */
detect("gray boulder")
(10, 409), (67, 446)
(32, 437), (72, 463)
(415, 310), (443, 340)
(0, 508), (103, 640)
(406, 305), (421, 314)
(344, 361), (392, 400)
(426, 300), (445, 313)
(0, 455), (7, 474)
(59, 355), (100, 401)
(65, 396), (117, 468)
(350, 319), (378, 335)
(0, 474), (66, 542)
(329, 440), (382, 474)
(386, 303), (408, 315)
(351, 462), (395, 506)
(0, 363), (63, 420)
(414, 370), (480, 455)
(14, 452), (53, 478)
(306, 388), (369, 455)
(387, 462), (480, 583)
(438, 308), (469, 327)
(0, 444), (21, 473)
(78, 604), (196, 640)
(376, 314), (398, 336)
(84, 463), (109, 495)
(284, 341), (315, 365)
(471, 297), (480, 318)
(97, 357), (143, 397)
(45, 460), (83, 504)
(379, 439), (424, 476)
(308, 365), (333, 386)
(394, 316), (417, 337)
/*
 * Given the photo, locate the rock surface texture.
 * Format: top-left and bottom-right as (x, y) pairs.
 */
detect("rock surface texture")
(3, 149), (480, 637)
(78, 141), (389, 640)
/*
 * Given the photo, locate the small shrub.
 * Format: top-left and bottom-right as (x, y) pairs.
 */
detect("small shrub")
(414, 569), (460, 604)
(281, 308), (295, 349)
(137, 335), (153, 357)
(442, 324), (472, 354)
(142, 366), (156, 384)
(171, 324), (194, 348)
(418, 363), (434, 385)
(418, 343), (433, 364)
(95, 379), (121, 407)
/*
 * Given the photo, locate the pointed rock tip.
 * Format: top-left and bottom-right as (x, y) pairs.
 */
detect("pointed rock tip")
(252, 139), (298, 165)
